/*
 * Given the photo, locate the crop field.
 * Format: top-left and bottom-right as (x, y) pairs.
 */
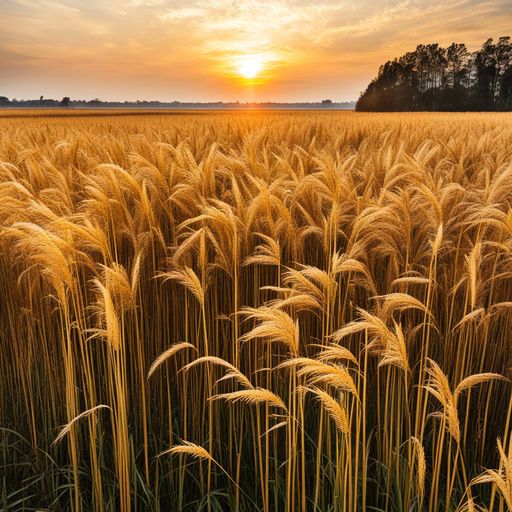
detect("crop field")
(1, 110), (512, 511)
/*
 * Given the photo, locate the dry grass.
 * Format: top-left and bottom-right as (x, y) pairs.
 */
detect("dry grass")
(1, 110), (512, 511)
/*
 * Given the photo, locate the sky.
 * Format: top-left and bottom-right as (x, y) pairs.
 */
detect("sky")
(1, 0), (512, 102)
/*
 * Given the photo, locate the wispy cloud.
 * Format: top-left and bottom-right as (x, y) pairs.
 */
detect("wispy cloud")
(159, 6), (205, 20)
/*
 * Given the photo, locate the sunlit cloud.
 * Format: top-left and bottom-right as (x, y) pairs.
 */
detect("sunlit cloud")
(159, 6), (205, 20)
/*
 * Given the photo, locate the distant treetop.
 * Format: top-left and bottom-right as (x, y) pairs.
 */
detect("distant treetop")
(356, 37), (512, 111)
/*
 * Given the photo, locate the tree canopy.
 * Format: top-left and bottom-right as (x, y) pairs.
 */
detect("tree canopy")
(356, 37), (512, 111)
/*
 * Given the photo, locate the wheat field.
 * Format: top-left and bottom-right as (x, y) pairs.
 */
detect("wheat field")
(1, 110), (512, 511)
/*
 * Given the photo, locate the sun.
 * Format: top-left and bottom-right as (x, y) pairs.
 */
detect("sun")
(235, 55), (264, 80)
(238, 60), (262, 79)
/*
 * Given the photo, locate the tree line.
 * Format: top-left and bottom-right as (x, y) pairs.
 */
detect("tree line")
(356, 37), (512, 111)
(0, 97), (356, 110)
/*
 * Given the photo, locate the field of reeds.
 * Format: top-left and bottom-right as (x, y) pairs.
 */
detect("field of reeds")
(1, 110), (512, 511)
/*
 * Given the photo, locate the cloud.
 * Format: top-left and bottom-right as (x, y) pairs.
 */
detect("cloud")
(131, 0), (166, 5)
(159, 6), (205, 20)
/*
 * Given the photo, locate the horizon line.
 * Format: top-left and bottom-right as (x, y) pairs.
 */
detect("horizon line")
(1, 98), (357, 104)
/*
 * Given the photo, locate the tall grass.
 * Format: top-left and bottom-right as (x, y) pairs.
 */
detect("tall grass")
(1, 110), (512, 511)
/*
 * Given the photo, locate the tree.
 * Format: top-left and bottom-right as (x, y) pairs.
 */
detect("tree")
(61, 97), (70, 107)
(356, 37), (512, 111)
(474, 38), (497, 108)
(0, 96), (9, 105)
(496, 37), (512, 107)
(445, 43), (470, 90)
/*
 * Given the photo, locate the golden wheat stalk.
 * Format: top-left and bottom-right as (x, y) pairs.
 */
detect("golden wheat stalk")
(240, 306), (300, 355)
(211, 388), (288, 412)
(158, 441), (213, 461)
(277, 357), (358, 397)
(92, 279), (121, 350)
(410, 436), (426, 501)
(147, 342), (198, 379)
(159, 266), (205, 306)
(181, 355), (253, 389)
(300, 386), (350, 434)
(472, 438), (512, 510)
(454, 373), (507, 403)
(53, 405), (111, 446)
(424, 358), (461, 442)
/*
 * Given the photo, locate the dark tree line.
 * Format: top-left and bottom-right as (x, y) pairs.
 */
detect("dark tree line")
(356, 37), (512, 111)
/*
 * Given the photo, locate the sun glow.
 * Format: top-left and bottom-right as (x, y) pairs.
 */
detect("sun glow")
(235, 54), (265, 79)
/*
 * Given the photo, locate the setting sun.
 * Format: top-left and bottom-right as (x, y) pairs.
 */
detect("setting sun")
(235, 55), (264, 79)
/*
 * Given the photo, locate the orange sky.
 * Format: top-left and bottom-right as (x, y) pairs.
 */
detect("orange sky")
(2, 0), (512, 102)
